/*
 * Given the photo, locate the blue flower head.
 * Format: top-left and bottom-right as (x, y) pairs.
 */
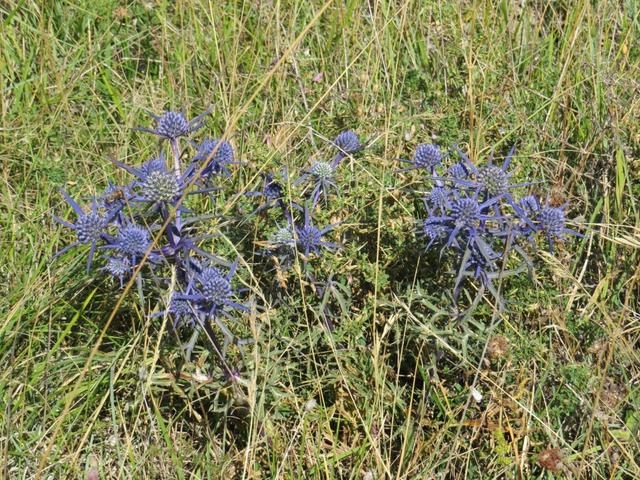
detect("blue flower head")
(447, 162), (469, 180)
(137, 109), (210, 141)
(246, 172), (288, 214)
(141, 169), (181, 202)
(334, 130), (362, 155)
(295, 206), (339, 256)
(184, 260), (248, 318)
(53, 191), (107, 271)
(418, 213), (447, 250)
(198, 267), (232, 304)
(399, 143), (444, 173)
(519, 195), (540, 215)
(116, 224), (150, 258)
(295, 161), (338, 206)
(192, 138), (236, 178)
(534, 201), (582, 252)
(103, 256), (131, 287)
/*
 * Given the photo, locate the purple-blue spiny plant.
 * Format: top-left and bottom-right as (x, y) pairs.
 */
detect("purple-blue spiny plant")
(402, 142), (582, 315)
(53, 109), (249, 378)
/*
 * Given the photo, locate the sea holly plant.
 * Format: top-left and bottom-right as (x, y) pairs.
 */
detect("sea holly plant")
(400, 142), (583, 317)
(53, 108), (252, 379)
(249, 130), (363, 329)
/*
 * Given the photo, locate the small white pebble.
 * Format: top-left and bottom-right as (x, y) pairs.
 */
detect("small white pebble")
(471, 387), (483, 403)
(304, 398), (317, 412)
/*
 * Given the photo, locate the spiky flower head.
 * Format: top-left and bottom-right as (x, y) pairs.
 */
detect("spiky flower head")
(139, 157), (166, 176)
(141, 169), (181, 202)
(310, 161), (334, 180)
(138, 109), (209, 140)
(478, 165), (509, 197)
(451, 197), (480, 228)
(76, 212), (105, 244)
(271, 227), (295, 247)
(198, 267), (232, 304)
(448, 162), (469, 179)
(538, 206), (566, 237)
(414, 144), (442, 170)
(297, 225), (322, 254)
(428, 185), (448, 206)
(157, 111), (191, 139)
(106, 256), (130, 277)
(104, 257), (130, 286)
(196, 138), (233, 164)
(422, 220), (445, 242)
(169, 297), (197, 325)
(334, 130), (361, 154)
(264, 178), (283, 200)
(117, 224), (150, 257)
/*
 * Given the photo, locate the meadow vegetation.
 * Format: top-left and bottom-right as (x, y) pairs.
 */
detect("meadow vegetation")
(1, 0), (639, 478)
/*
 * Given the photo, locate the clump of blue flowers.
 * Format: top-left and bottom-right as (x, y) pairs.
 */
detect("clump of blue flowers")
(53, 109), (249, 378)
(53, 114), (363, 373)
(400, 142), (582, 314)
(247, 130), (363, 328)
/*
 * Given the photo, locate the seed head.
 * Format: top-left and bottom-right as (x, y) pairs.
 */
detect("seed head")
(76, 212), (105, 244)
(142, 170), (180, 202)
(154, 111), (190, 140)
(452, 197), (480, 228)
(478, 165), (509, 196)
(118, 224), (150, 257)
(334, 130), (361, 154)
(198, 267), (232, 304)
(310, 161), (334, 180)
(296, 225), (322, 253)
(414, 144), (442, 170)
(538, 206), (565, 237)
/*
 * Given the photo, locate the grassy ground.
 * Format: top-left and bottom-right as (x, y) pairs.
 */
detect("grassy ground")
(2, 0), (640, 478)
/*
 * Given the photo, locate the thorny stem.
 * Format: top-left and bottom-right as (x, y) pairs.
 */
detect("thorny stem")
(170, 138), (182, 230)
(200, 317), (237, 381)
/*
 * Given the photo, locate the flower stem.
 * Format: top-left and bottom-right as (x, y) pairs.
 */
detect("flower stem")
(170, 138), (182, 230)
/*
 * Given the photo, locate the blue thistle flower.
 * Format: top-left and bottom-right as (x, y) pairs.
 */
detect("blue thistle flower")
(150, 294), (199, 328)
(334, 130), (362, 156)
(102, 256), (131, 287)
(534, 202), (582, 252)
(399, 143), (444, 173)
(137, 109), (210, 141)
(270, 226), (295, 248)
(447, 162), (469, 179)
(182, 261), (248, 318)
(519, 195), (540, 215)
(53, 191), (107, 271)
(423, 184), (450, 214)
(191, 138), (237, 178)
(140, 169), (181, 202)
(295, 206), (339, 256)
(451, 146), (531, 199)
(109, 156), (199, 206)
(418, 213), (447, 250)
(245, 172), (287, 213)
(115, 223), (151, 258)
(295, 161), (338, 206)
(426, 191), (503, 248)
